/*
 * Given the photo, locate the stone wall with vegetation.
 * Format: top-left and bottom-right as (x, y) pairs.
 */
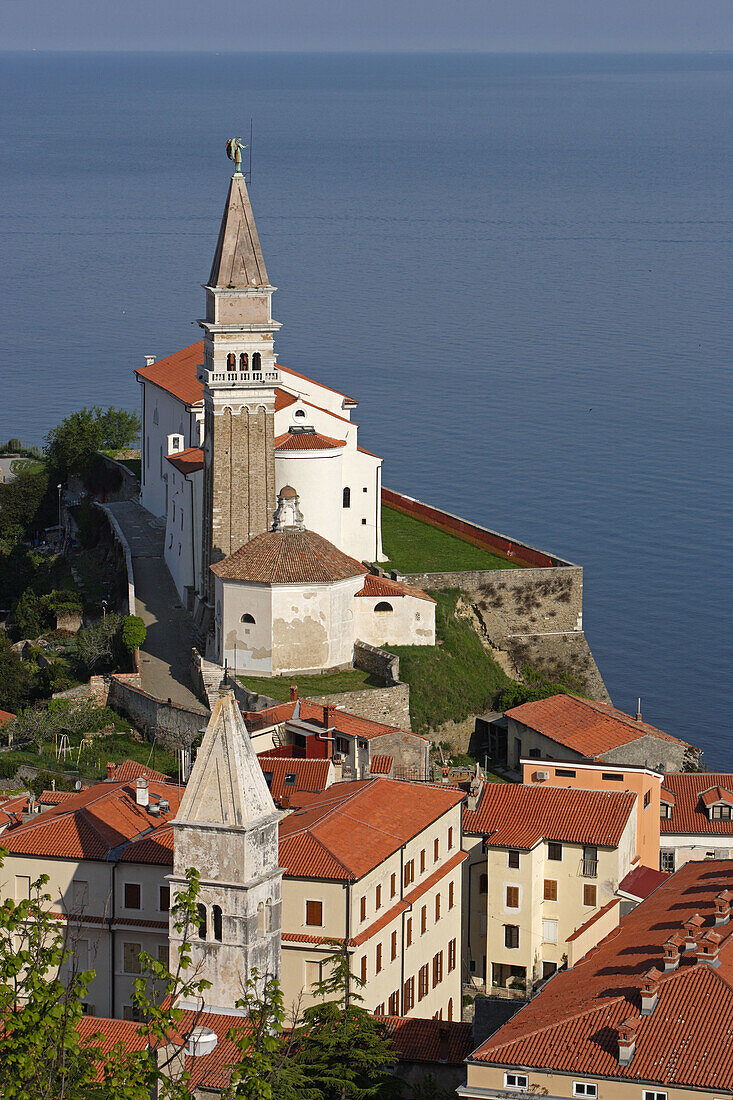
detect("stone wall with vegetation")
(353, 639), (400, 684)
(309, 683), (411, 730)
(108, 675), (208, 749)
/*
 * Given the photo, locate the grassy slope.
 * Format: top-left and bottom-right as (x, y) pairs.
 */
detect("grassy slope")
(380, 505), (518, 574)
(389, 590), (513, 735)
(237, 668), (384, 701)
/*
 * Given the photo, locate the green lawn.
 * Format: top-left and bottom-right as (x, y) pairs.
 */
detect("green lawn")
(389, 590), (513, 735)
(380, 505), (519, 575)
(238, 668), (385, 701)
(10, 457), (46, 475)
(0, 733), (180, 785)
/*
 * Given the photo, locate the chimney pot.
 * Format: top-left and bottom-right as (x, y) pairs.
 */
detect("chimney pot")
(714, 891), (732, 925)
(144, 355), (156, 367)
(662, 934), (683, 971)
(106, 762), (116, 781)
(640, 968), (661, 1015)
(290, 684), (298, 702)
(618, 1016), (640, 1065)
(135, 777), (149, 807)
(438, 1024), (450, 1062)
(697, 930), (722, 967)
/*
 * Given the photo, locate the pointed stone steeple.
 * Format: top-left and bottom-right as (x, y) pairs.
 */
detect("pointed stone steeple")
(208, 174), (270, 290)
(170, 690), (282, 1013)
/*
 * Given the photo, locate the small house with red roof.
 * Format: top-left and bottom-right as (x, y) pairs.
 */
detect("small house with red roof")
(659, 772), (733, 874)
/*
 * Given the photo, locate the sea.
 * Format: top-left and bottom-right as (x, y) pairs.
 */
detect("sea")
(0, 52), (731, 765)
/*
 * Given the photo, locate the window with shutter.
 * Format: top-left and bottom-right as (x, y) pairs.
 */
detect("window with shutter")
(583, 884), (597, 907)
(306, 900), (323, 926)
(506, 886), (520, 908)
(123, 942), (142, 974)
(544, 879), (558, 901)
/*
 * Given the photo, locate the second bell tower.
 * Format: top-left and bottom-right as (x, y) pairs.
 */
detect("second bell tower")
(198, 154), (281, 605)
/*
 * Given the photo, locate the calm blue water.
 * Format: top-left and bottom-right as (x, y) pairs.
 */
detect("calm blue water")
(1, 52), (731, 764)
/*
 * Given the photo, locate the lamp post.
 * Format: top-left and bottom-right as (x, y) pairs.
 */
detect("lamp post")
(57, 483), (62, 532)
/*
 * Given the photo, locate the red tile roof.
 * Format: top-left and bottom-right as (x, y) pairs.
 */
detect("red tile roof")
(463, 780), (636, 849)
(0, 710), (15, 727)
(274, 430), (345, 451)
(369, 754), (393, 775)
(378, 1016), (474, 1065)
(661, 772), (733, 835)
(245, 699), (426, 743)
(258, 756), (332, 802)
(470, 859), (733, 1092)
(111, 758), (173, 784)
(700, 785), (733, 808)
(279, 778), (464, 881)
(507, 693), (688, 758)
(165, 446), (204, 475)
(355, 574), (435, 604)
(38, 790), (79, 806)
(210, 529), (367, 584)
(135, 342), (205, 406)
(618, 864), (668, 900)
(1, 780), (182, 861)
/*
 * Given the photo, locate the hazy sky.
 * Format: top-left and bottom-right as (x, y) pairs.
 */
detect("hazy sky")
(4, 0), (733, 52)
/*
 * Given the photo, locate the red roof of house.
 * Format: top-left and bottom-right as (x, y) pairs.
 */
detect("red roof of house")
(245, 699), (426, 743)
(165, 446), (204, 475)
(1, 779), (182, 862)
(135, 342), (206, 406)
(355, 574), (435, 604)
(618, 864), (668, 900)
(470, 859), (733, 1092)
(278, 778), (464, 881)
(0, 710), (16, 727)
(111, 758), (173, 784)
(506, 694), (687, 758)
(463, 780), (637, 849)
(369, 754), (393, 775)
(37, 790), (79, 806)
(378, 1016), (474, 1065)
(210, 529), (367, 585)
(274, 430), (345, 451)
(661, 772), (733, 835)
(258, 756), (332, 802)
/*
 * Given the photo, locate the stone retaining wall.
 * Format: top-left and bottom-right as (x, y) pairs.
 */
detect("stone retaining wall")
(353, 639), (400, 684)
(309, 683), (411, 730)
(108, 676), (208, 749)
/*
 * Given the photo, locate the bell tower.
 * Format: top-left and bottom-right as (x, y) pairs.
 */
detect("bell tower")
(198, 146), (281, 605)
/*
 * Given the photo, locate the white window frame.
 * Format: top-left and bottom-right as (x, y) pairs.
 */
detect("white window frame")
(504, 1072), (529, 1089)
(643, 1092), (667, 1100)
(573, 1084), (598, 1098)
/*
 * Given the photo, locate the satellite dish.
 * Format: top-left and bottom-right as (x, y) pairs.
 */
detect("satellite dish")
(75, 780), (82, 791)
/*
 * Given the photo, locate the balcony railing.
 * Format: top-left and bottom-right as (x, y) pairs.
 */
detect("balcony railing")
(197, 367), (280, 386)
(580, 859), (598, 878)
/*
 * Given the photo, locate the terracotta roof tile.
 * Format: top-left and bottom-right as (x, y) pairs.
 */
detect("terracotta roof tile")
(165, 446), (204, 475)
(279, 778), (463, 881)
(245, 699), (426, 743)
(210, 529), (367, 584)
(661, 772), (733, 835)
(274, 430), (345, 451)
(470, 859), (733, 1091)
(111, 759), (173, 784)
(506, 693), (688, 758)
(378, 1016), (474, 1065)
(135, 342), (205, 406)
(37, 790), (78, 805)
(258, 756), (332, 802)
(356, 574), (435, 604)
(0, 710), (15, 726)
(369, 754), (393, 775)
(463, 781), (636, 849)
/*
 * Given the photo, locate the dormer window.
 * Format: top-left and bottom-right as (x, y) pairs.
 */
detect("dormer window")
(284, 773), (297, 786)
(660, 803), (673, 820)
(712, 804), (733, 820)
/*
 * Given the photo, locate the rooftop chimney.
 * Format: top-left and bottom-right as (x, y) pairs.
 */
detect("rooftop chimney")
(662, 932), (684, 971)
(144, 355), (156, 367)
(697, 929), (721, 968)
(640, 968), (661, 1015)
(106, 762), (116, 782)
(714, 890), (733, 926)
(135, 777), (149, 807)
(290, 684), (298, 702)
(683, 913), (705, 952)
(323, 704), (336, 728)
(618, 1016), (640, 1066)
(438, 1024), (450, 1063)
(636, 698), (642, 721)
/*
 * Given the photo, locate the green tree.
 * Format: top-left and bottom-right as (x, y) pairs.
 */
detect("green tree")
(120, 615), (146, 655)
(72, 613), (121, 676)
(0, 635), (36, 713)
(223, 969), (317, 1100)
(294, 943), (402, 1100)
(0, 856), (210, 1100)
(44, 407), (140, 481)
(0, 469), (51, 546)
(7, 589), (46, 641)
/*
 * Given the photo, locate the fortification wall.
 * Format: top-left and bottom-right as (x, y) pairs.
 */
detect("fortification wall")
(309, 683), (411, 730)
(108, 676), (208, 749)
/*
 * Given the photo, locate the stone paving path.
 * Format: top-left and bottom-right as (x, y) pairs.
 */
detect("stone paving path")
(104, 501), (207, 713)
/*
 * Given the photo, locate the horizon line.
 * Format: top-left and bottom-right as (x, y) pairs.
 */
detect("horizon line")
(2, 47), (732, 56)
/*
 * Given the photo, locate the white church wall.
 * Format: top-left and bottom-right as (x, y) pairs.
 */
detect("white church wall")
(275, 395), (356, 448)
(354, 594), (435, 648)
(271, 575), (362, 674)
(341, 447), (384, 562)
(275, 449), (344, 548)
(140, 379), (203, 518)
(279, 365), (354, 420)
(216, 577), (274, 674)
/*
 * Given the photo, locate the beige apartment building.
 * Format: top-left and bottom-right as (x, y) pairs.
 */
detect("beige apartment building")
(463, 781), (638, 990)
(460, 858), (733, 1100)
(278, 778), (465, 1021)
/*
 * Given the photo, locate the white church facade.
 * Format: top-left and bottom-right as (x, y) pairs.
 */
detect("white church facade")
(136, 156), (435, 674)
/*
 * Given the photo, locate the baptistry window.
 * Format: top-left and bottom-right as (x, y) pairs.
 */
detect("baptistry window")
(241, 613), (256, 624)
(343, 487), (351, 508)
(375, 602), (393, 613)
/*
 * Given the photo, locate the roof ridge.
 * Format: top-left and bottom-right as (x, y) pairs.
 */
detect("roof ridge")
(477, 990), (633, 1059)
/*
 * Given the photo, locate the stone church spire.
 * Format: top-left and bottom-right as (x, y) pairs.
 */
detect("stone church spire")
(169, 690), (282, 1013)
(197, 149), (282, 610)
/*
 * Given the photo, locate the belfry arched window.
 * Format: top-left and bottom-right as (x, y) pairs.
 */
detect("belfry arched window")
(239, 352), (248, 370)
(226, 353), (236, 371)
(374, 601), (393, 613)
(197, 903), (207, 939)
(252, 352), (262, 372)
(241, 613), (255, 624)
(212, 905), (223, 942)
(343, 487), (351, 509)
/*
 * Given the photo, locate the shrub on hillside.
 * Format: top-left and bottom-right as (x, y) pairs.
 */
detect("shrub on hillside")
(72, 614), (121, 676)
